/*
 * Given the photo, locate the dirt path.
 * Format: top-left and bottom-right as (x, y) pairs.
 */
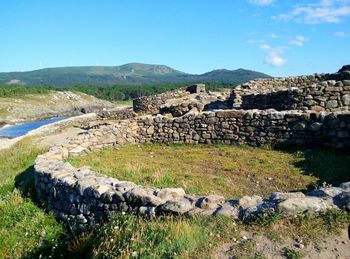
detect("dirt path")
(214, 228), (350, 259)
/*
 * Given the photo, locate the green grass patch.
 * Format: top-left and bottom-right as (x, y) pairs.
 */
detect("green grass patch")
(68, 144), (350, 199)
(0, 139), (64, 258)
(113, 99), (133, 106)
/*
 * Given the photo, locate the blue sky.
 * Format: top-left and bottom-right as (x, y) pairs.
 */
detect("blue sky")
(0, 0), (349, 76)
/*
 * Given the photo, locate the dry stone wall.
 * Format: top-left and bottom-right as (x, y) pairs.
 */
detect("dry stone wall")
(34, 109), (350, 232)
(233, 75), (350, 112)
(133, 84), (206, 114)
(34, 67), (350, 232)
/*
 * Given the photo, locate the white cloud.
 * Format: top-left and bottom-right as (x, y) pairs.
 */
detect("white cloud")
(334, 30), (346, 36)
(265, 51), (286, 67)
(275, 0), (350, 24)
(249, 0), (274, 6)
(288, 35), (306, 46)
(259, 44), (272, 50)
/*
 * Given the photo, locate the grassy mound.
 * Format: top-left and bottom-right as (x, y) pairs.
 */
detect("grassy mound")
(69, 144), (350, 198)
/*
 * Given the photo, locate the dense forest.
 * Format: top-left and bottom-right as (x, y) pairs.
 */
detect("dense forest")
(0, 82), (237, 101)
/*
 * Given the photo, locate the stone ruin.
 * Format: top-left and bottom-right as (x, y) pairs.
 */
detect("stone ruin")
(34, 66), (350, 232)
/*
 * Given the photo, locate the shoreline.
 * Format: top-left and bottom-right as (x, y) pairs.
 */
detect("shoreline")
(0, 113), (97, 152)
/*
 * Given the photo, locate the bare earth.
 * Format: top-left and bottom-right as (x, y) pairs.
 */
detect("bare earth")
(214, 228), (350, 259)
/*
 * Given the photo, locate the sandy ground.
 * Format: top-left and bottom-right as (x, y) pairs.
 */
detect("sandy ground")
(214, 228), (350, 259)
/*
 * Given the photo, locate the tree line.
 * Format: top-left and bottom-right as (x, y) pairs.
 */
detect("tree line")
(0, 82), (236, 101)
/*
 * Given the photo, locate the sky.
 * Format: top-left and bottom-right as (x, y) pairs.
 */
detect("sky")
(0, 0), (349, 77)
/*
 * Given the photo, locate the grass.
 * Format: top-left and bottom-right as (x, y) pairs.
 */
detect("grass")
(1, 140), (349, 258)
(69, 144), (350, 199)
(0, 139), (64, 258)
(113, 99), (133, 106)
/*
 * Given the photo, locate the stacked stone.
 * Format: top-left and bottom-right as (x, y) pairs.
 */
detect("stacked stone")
(135, 110), (350, 149)
(132, 87), (190, 114)
(133, 84), (207, 114)
(232, 74), (328, 108)
(237, 80), (350, 112)
(34, 140), (350, 232)
(97, 107), (136, 120)
(33, 67), (350, 232)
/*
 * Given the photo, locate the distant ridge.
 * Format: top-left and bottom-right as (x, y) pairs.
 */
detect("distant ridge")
(0, 63), (272, 86)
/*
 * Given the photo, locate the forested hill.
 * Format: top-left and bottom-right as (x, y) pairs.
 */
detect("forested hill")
(0, 63), (271, 86)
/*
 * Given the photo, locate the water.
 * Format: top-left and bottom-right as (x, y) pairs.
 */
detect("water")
(0, 117), (67, 138)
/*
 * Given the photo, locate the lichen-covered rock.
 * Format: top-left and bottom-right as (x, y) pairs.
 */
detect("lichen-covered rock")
(196, 195), (225, 210)
(214, 201), (240, 218)
(277, 197), (335, 215)
(157, 188), (186, 201)
(307, 187), (343, 198)
(239, 195), (263, 209)
(241, 201), (277, 221)
(269, 192), (305, 201)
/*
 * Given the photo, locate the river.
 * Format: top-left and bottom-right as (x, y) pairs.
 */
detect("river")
(0, 117), (67, 138)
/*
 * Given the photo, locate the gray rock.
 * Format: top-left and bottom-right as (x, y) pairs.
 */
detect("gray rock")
(307, 187), (343, 198)
(196, 195), (225, 209)
(342, 94), (350, 105)
(333, 192), (350, 210)
(326, 100), (338, 109)
(340, 182), (350, 191)
(239, 195), (263, 209)
(158, 199), (193, 214)
(241, 201), (276, 221)
(157, 188), (185, 201)
(146, 126), (155, 135)
(269, 192), (305, 201)
(214, 202), (240, 219)
(125, 187), (163, 206)
(277, 197), (335, 215)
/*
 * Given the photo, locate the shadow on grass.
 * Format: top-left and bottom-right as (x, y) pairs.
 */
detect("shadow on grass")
(277, 146), (350, 189)
(13, 166), (94, 259)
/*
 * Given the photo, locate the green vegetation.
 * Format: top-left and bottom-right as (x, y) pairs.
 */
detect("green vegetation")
(0, 81), (234, 103)
(0, 63), (271, 86)
(0, 85), (52, 98)
(69, 144), (350, 198)
(0, 139), (64, 258)
(0, 140), (349, 258)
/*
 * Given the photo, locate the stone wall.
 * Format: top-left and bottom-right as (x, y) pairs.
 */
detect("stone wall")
(97, 107), (136, 120)
(132, 84), (206, 114)
(33, 67), (350, 232)
(233, 74), (350, 112)
(34, 108), (350, 232)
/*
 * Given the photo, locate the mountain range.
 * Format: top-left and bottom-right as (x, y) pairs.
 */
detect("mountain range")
(0, 63), (272, 86)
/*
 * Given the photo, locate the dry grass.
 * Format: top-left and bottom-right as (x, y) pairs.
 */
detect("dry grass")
(69, 144), (350, 199)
